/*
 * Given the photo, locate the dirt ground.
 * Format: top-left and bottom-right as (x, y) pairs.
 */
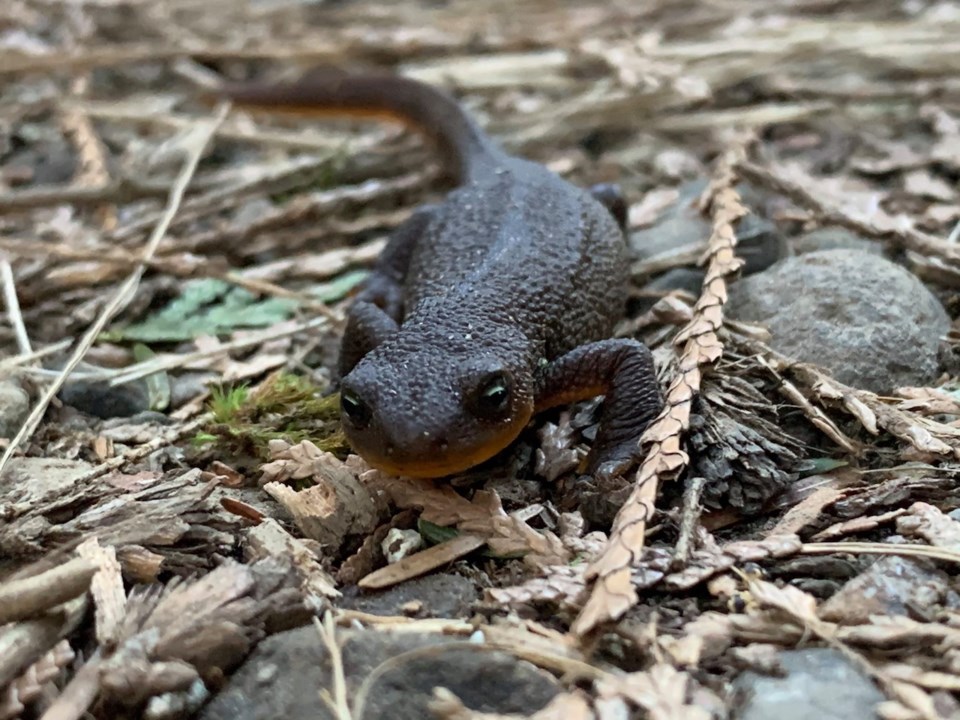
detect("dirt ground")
(2, 0), (960, 718)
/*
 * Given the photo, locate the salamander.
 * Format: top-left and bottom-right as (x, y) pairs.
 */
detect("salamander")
(221, 68), (663, 478)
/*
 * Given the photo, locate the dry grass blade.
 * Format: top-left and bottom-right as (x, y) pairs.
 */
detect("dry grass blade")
(315, 612), (353, 720)
(0, 104), (228, 478)
(755, 354), (860, 454)
(800, 541), (960, 565)
(572, 139), (748, 637)
(0, 342), (71, 372)
(0, 259), (31, 356)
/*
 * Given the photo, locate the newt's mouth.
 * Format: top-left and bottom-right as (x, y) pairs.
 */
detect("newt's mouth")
(359, 444), (509, 478)
(345, 409), (532, 479)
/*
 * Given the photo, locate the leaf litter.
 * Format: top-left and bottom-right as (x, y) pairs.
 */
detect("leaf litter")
(2, 0), (960, 718)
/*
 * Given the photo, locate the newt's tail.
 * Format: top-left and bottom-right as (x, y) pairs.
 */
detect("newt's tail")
(219, 67), (504, 184)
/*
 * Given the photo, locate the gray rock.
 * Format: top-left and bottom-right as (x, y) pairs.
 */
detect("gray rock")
(733, 648), (883, 720)
(201, 627), (558, 720)
(0, 379), (29, 438)
(790, 227), (886, 257)
(727, 249), (949, 392)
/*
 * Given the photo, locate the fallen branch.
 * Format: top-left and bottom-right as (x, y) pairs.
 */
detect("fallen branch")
(572, 138), (749, 636)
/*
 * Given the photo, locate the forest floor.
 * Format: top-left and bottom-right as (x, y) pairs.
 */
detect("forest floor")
(2, 0), (960, 718)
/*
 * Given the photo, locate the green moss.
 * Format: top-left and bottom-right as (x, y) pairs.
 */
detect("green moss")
(196, 372), (348, 461)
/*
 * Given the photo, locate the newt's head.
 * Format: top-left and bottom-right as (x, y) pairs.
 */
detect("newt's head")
(338, 340), (534, 477)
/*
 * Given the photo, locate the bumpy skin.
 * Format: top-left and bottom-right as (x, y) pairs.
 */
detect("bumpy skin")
(222, 70), (663, 478)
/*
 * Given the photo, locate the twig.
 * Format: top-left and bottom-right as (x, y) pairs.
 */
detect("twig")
(0, 596), (87, 690)
(71, 100), (364, 153)
(0, 559), (96, 626)
(1, 260), (32, 356)
(179, 170), (432, 255)
(0, 104), (229, 479)
(0, 36), (470, 79)
(108, 154), (340, 243)
(0, 237), (341, 321)
(0, 341), (72, 373)
(573, 137), (749, 637)
(672, 476), (705, 568)
(18, 314), (336, 385)
(800, 541), (960, 565)
(651, 101), (832, 132)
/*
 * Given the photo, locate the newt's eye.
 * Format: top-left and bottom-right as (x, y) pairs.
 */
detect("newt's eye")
(470, 370), (513, 419)
(341, 389), (372, 429)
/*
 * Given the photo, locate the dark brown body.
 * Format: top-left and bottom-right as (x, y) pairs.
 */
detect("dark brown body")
(223, 70), (662, 478)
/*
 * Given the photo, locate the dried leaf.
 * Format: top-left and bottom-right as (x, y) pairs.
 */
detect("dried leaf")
(811, 509), (907, 542)
(597, 664), (710, 720)
(358, 534), (486, 590)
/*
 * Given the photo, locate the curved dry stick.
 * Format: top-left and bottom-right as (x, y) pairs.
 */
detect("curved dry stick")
(572, 140), (748, 636)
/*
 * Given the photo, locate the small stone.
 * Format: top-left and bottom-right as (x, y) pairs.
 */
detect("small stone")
(727, 249), (949, 393)
(382, 528), (423, 564)
(733, 648), (883, 720)
(169, 371), (218, 409)
(0, 379), (29, 438)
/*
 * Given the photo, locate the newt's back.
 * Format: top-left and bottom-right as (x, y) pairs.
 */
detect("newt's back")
(403, 157), (628, 360)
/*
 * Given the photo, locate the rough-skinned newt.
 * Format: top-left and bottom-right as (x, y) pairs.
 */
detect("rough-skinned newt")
(221, 68), (663, 479)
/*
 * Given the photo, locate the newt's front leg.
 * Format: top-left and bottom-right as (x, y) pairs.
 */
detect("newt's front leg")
(337, 207), (434, 377)
(534, 339), (663, 478)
